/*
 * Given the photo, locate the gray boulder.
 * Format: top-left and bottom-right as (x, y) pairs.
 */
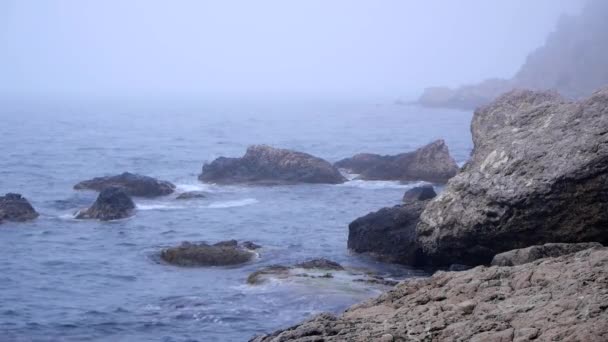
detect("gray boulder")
(335, 140), (459, 183)
(0, 193), (39, 223)
(74, 172), (175, 197)
(160, 240), (258, 267)
(175, 191), (207, 200)
(491, 242), (602, 266)
(76, 186), (135, 221)
(199, 145), (346, 185)
(402, 185), (436, 202)
(348, 200), (428, 266)
(417, 88), (608, 266)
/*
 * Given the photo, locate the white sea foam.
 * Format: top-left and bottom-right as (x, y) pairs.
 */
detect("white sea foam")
(136, 203), (185, 210)
(338, 179), (429, 190)
(175, 182), (247, 193)
(207, 198), (258, 209)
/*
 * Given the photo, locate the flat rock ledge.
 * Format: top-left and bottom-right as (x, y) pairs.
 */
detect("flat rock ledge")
(161, 240), (259, 267)
(251, 247), (608, 341)
(199, 145), (346, 185)
(74, 172), (175, 197)
(491, 242), (602, 266)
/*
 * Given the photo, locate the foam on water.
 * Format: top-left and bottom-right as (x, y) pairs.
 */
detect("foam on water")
(136, 203), (185, 210)
(338, 179), (430, 190)
(207, 198), (259, 209)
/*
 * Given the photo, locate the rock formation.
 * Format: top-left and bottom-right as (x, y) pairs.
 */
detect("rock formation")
(74, 172), (175, 197)
(160, 240), (258, 267)
(348, 197), (429, 265)
(417, 88), (608, 266)
(402, 185), (436, 202)
(335, 140), (459, 183)
(175, 191), (207, 200)
(251, 247), (608, 341)
(75, 186), (135, 221)
(491, 242), (602, 266)
(199, 145), (345, 185)
(417, 0), (608, 109)
(0, 193), (39, 223)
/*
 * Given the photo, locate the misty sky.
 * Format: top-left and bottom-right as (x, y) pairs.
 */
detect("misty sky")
(0, 0), (583, 100)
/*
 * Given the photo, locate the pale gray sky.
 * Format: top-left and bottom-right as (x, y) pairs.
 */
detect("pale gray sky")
(0, 0), (583, 100)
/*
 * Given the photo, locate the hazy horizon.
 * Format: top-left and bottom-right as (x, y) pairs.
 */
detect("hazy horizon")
(1, 0), (583, 102)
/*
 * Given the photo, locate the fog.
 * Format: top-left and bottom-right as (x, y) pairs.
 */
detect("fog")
(0, 0), (582, 101)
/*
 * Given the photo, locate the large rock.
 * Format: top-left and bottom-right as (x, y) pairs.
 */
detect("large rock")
(160, 240), (257, 267)
(417, 88), (608, 266)
(335, 140), (459, 183)
(251, 247), (608, 342)
(491, 242), (602, 266)
(199, 145), (346, 185)
(75, 186), (135, 221)
(74, 172), (175, 197)
(0, 193), (39, 223)
(402, 185), (436, 202)
(348, 200), (428, 265)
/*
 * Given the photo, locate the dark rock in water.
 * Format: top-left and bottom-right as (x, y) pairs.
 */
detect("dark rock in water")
(491, 242), (602, 266)
(402, 185), (436, 202)
(175, 191), (207, 200)
(352, 276), (399, 287)
(251, 248), (608, 342)
(418, 88), (608, 266)
(247, 265), (292, 284)
(75, 186), (135, 221)
(334, 140), (459, 183)
(161, 240), (256, 267)
(242, 241), (262, 250)
(348, 200), (428, 266)
(294, 258), (344, 271)
(0, 193), (39, 223)
(447, 264), (473, 272)
(74, 172), (175, 197)
(199, 145), (346, 185)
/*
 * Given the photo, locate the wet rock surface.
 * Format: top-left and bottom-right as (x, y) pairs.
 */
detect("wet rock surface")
(491, 242), (602, 266)
(0, 193), (39, 223)
(74, 172), (175, 197)
(161, 240), (258, 267)
(417, 88), (608, 266)
(251, 248), (608, 342)
(334, 140), (459, 183)
(75, 186), (135, 221)
(402, 185), (436, 202)
(348, 200), (428, 266)
(199, 145), (346, 185)
(175, 191), (207, 200)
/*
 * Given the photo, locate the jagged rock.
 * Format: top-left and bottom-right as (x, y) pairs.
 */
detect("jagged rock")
(199, 145), (346, 185)
(160, 240), (257, 267)
(175, 191), (207, 200)
(242, 241), (262, 250)
(75, 186), (135, 221)
(417, 88), (608, 266)
(491, 242), (602, 266)
(74, 172), (175, 197)
(335, 140), (459, 183)
(0, 193), (38, 223)
(251, 248), (608, 342)
(348, 201), (427, 265)
(402, 185), (436, 202)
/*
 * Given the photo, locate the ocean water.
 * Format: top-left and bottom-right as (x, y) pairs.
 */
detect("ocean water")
(0, 99), (472, 341)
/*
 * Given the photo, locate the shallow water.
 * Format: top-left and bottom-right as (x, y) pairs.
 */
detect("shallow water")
(0, 99), (472, 341)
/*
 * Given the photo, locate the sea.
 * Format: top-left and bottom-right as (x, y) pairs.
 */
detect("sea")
(0, 98), (472, 341)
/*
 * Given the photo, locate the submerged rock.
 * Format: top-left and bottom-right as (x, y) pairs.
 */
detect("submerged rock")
(417, 88), (608, 266)
(75, 186), (135, 221)
(199, 145), (346, 185)
(335, 140), (459, 183)
(175, 191), (207, 200)
(251, 247), (608, 342)
(402, 185), (436, 202)
(294, 258), (344, 271)
(0, 193), (39, 223)
(348, 200), (428, 266)
(74, 172), (175, 197)
(491, 242), (602, 266)
(161, 240), (257, 267)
